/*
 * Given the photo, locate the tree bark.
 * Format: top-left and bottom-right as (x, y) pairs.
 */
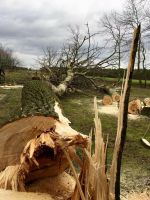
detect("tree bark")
(49, 64), (74, 96)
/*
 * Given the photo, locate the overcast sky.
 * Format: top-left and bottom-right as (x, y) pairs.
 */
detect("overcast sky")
(0, 0), (125, 68)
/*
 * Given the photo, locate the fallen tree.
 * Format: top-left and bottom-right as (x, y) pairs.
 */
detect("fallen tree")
(38, 25), (119, 96)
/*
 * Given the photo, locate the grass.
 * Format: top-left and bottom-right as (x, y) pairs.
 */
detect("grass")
(0, 86), (150, 162)
(0, 88), (22, 126)
(92, 76), (150, 87)
(4, 69), (35, 84)
(61, 89), (150, 172)
(0, 78), (150, 192)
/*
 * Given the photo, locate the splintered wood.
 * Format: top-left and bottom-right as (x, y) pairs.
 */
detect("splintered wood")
(0, 102), (88, 200)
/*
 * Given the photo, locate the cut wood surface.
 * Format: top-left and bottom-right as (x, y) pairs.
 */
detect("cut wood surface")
(0, 189), (54, 200)
(143, 98), (150, 107)
(0, 116), (56, 171)
(128, 99), (142, 115)
(0, 103), (88, 192)
(27, 172), (75, 200)
(112, 93), (120, 102)
(102, 95), (113, 105)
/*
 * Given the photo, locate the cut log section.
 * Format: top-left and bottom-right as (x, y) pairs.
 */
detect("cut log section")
(143, 98), (150, 107)
(27, 172), (75, 200)
(0, 103), (88, 192)
(112, 93), (120, 102)
(102, 95), (113, 105)
(128, 99), (142, 115)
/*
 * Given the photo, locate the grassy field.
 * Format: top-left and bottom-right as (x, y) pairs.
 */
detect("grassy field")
(0, 70), (150, 192)
(93, 76), (150, 87)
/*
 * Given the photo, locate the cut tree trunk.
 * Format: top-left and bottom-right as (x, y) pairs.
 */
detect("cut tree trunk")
(0, 104), (88, 193)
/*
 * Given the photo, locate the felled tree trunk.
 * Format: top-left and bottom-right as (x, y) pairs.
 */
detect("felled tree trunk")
(0, 80), (88, 200)
(0, 112), (87, 191)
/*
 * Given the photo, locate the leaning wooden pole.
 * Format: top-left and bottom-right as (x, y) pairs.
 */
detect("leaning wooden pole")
(109, 25), (141, 200)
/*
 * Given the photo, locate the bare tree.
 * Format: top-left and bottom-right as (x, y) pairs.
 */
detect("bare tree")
(100, 11), (127, 70)
(38, 25), (119, 96)
(121, 0), (150, 86)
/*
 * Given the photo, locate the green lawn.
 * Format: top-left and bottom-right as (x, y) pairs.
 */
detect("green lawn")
(90, 76), (150, 87)
(0, 83), (150, 192)
(0, 88), (150, 167)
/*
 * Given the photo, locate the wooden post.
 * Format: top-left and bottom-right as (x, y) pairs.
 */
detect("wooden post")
(109, 25), (141, 200)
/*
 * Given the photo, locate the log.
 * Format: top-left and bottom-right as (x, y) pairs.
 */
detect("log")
(128, 99), (142, 115)
(0, 189), (54, 200)
(0, 103), (88, 191)
(102, 95), (113, 105)
(27, 172), (75, 200)
(112, 93), (120, 102)
(143, 98), (150, 107)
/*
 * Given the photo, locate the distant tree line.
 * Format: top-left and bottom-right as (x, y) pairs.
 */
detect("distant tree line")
(0, 44), (20, 83)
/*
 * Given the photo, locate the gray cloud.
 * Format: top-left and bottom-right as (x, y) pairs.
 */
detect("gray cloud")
(0, 0), (125, 67)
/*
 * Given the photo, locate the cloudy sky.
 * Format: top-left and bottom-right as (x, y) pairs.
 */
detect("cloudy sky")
(0, 0), (125, 68)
